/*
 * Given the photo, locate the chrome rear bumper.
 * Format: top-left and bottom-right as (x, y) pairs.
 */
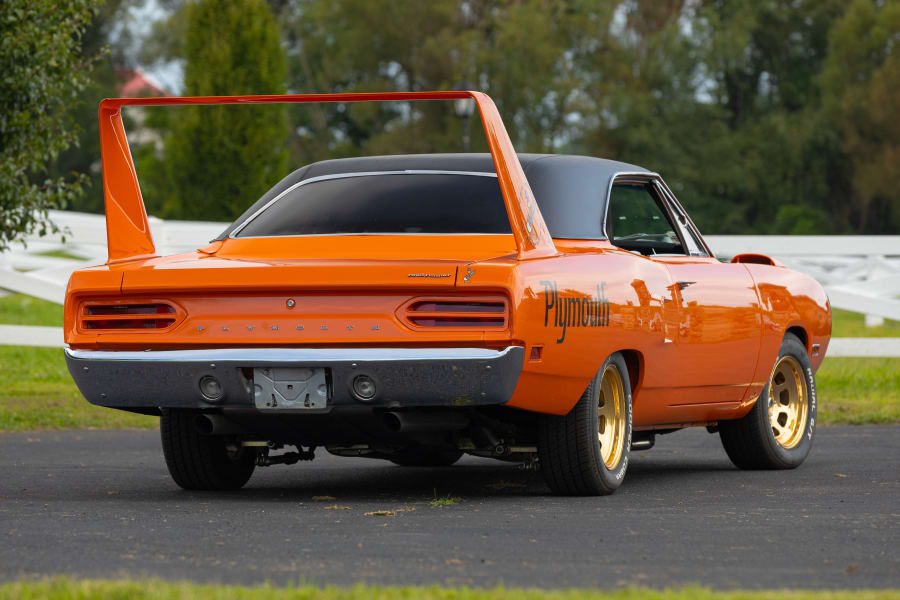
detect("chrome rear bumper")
(65, 346), (524, 411)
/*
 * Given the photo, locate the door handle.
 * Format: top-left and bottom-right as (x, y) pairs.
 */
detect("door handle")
(677, 281), (695, 291)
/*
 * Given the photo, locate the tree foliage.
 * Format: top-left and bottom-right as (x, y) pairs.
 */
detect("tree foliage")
(74, 0), (900, 233)
(140, 0), (289, 221)
(820, 0), (900, 233)
(281, 0), (594, 162)
(0, 0), (102, 250)
(46, 0), (143, 214)
(269, 0), (897, 234)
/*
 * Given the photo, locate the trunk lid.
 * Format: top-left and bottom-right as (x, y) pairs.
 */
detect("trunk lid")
(121, 234), (516, 294)
(64, 235), (518, 349)
(121, 257), (465, 294)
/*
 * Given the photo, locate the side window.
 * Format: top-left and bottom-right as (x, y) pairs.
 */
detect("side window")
(606, 183), (686, 256)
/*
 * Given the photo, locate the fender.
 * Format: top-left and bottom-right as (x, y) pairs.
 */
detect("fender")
(97, 91), (556, 264)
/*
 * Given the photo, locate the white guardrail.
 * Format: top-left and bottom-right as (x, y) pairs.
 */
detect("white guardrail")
(0, 211), (898, 357)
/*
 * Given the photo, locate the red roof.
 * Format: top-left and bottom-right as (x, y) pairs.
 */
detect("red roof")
(116, 69), (169, 97)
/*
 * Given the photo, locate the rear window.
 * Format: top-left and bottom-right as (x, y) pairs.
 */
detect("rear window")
(233, 172), (511, 237)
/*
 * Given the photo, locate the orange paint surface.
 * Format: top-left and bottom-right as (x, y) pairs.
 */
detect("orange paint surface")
(69, 92), (831, 429)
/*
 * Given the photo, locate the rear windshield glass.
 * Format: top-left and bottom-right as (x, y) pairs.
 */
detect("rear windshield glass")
(234, 173), (511, 237)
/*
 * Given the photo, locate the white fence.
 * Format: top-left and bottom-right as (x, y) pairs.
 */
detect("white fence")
(0, 210), (225, 303)
(706, 235), (900, 324)
(0, 211), (897, 356)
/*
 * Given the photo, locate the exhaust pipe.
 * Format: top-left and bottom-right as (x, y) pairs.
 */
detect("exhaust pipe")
(195, 414), (246, 436)
(383, 411), (470, 433)
(630, 433), (655, 451)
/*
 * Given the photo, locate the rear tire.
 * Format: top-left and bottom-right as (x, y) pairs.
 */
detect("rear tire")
(719, 333), (817, 469)
(160, 409), (256, 490)
(389, 446), (463, 467)
(538, 353), (632, 496)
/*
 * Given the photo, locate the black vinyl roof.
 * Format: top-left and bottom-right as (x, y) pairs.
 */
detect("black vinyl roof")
(217, 153), (651, 241)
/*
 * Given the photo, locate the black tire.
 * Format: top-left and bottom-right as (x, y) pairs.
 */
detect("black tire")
(538, 352), (633, 496)
(389, 446), (463, 467)
(160, 409), (256, 490)
(719, 332), (817, 469)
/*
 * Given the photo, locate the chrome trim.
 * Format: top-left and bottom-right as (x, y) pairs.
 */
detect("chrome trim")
(229, 170), (499, 239)
(652, 177), (714, 257)
(65, 346), (516, 363)
(649, 178), (695, 256)
(600, 170), (660, 242)
(65, 346), (525, 410)
(601, 171), (713, 259)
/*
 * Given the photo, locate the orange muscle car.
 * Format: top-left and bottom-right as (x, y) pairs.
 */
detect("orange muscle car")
(65, 92), (830, 495)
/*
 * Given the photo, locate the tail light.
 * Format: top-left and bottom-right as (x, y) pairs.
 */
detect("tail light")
(400, 297), (508, 330)
(80, 301), (181, 331)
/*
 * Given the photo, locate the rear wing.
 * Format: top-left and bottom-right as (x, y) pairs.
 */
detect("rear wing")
(98, 91), (556, 264)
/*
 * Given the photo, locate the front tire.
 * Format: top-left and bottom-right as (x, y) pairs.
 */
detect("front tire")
(719, 332), (817, 469)
(538, 353), (632, 496)
(160, 409), (256, 490)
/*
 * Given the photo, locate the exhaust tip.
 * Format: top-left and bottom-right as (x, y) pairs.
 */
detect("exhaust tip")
(194, 414), (214, 435)
(382, 411), (471, 433)
(383, 412), (402, 432)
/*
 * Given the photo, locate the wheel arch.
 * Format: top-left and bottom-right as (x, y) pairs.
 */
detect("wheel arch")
(617, 349), (644, 401)
(785, 324), (809, 352)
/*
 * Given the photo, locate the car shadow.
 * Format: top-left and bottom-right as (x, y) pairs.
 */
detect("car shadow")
(17, 448), (742, 504)
(146, 454), (742, 503)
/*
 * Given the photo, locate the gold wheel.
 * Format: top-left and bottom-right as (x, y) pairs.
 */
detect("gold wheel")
(767, 356), (807, 449)
(598, 364), (626, 469)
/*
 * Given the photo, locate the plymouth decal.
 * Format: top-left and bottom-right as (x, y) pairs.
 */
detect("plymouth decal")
(541, 280), (610, 343)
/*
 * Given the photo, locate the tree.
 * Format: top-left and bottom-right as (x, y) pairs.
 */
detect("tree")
(280, 0), (593, 162)
(691, 0), (847, 234)
(143, 0), (289, 221)
(820, 0), (900, 233)
(0, 0), (102, 250)
(46, 0), (143, 214)
(576, 0), (852, 234)
(133, 0), (897, 234)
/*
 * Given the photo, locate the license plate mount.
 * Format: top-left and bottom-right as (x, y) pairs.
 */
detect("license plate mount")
(253, 367), (328, 410)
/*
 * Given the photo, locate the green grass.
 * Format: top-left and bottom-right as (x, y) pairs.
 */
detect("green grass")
(0, 296), (154, 430)
(0, 580), (897, 600)
(430, 490), (462, 507)
(0, 346), (154, 431)
(815, 357), (900, 425)
(831, 308), (900, 338)
(0, 293), (62, 326)
(34, 248), (86, 261)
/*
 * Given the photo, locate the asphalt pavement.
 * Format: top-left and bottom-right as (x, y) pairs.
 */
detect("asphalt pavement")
(0, 425), (897, 589)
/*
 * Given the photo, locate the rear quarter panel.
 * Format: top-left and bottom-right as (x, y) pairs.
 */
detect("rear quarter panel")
(464, 248), (676, 416)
